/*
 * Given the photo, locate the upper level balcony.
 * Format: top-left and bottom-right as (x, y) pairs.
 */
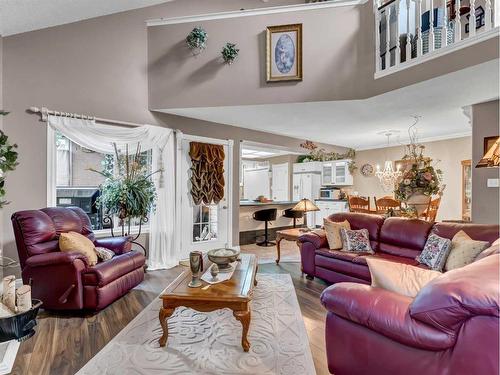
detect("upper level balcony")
(374, 0), (500, 78)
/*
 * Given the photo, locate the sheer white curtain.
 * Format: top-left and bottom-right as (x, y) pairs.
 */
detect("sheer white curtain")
(48, 115), (178, 269)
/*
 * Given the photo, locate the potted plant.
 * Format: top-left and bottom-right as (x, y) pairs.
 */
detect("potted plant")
(90, 144), (160, 230)
(221, 42), (239, 65)
(0, 111), (19, 208)
(186, 26), (208, 53)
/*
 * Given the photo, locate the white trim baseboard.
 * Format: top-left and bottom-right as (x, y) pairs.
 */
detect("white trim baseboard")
(146, 0), (369, 27)
(375, 27), (500, 79)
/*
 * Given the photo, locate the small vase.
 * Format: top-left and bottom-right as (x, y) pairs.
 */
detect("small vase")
(405, 191), (430, 217)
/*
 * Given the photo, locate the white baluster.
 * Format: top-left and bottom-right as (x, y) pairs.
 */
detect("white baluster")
(470, 0), (476, 37)
(494, 0), (500, 27)
(485, 0), (492, 30)
(395, 0), (401, 65)
(429, 0), (435, 52)
(417, 0), (423, 56)
(455, 0), (462, 41)
(406, 0), (412, 61)
(442, 0), (448, 47)
(375, 1), (382, 72)
(385, 6), (391, 68)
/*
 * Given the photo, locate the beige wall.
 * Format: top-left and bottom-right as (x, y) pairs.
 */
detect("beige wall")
(148, 2), (499, 109)
(353, 137), (472, 221)
(472, 100), (499, 224)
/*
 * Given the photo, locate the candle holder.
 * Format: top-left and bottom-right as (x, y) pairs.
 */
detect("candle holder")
(188, 251), (203, 288)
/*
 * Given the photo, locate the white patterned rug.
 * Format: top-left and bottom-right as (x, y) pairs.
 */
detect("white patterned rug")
(77, 274), (316, 375)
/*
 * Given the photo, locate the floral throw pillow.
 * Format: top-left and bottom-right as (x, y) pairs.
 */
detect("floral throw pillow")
(95, 247), (115, 262)
(416, 234), (452, 271)
(341, 228), (374, 254)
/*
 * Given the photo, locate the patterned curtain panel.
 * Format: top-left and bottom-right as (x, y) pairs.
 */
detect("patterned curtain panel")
(189, 142), (225, 205)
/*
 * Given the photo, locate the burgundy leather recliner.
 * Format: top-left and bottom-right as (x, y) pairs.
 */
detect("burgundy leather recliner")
(11, 207), (146, 311)
(300, 213), (499, 375)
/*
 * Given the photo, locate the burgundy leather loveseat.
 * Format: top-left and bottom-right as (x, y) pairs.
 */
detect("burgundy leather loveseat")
(11, 207), (146, 311)
(300, 212), (499, 375)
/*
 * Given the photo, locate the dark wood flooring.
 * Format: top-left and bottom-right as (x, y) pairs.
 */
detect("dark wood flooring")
(11, 262), (330, 375)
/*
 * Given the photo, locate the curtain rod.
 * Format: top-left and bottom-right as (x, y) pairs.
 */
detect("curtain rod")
(29, 106), (141, 128)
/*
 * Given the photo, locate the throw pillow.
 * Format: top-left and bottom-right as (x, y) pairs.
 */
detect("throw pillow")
(95, 247), (115, 262)
(323, 219), (351, 250)
(444, 230), (489, 271)
(340, 228), (374, 253)
(59, 231), (98, 266)
(416, 234), (452, 271)
(475, 238), (500, 262)
(367, 257), (442, 298)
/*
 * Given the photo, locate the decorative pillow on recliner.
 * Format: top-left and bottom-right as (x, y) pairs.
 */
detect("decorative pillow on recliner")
(95, 247), (115, 262)
(340, 228), (374, 253)
(444, 230), (489, 271)
(367, 257), (442, 298)
(323, 219), (351, 250)
(59, 231), (98, 266)
(416, 234), (451, 271)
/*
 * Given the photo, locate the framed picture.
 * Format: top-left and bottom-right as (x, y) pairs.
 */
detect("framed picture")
(266, 24), (302, 82)
(484, 136), (499, 154)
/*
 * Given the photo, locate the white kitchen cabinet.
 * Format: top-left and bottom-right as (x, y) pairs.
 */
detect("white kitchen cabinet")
(321, 160), (353, 186)
(314, 200), (349, 227)
(293, 161), (323, 173)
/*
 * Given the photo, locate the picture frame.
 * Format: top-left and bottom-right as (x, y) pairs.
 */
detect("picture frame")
(266, 24), (303, 82)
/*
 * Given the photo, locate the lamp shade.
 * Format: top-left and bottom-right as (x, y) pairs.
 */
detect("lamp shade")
(291, 198), (320, 213)
(476, 137), (500, 168)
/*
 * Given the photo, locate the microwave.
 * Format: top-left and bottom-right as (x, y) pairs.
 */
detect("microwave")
(319, 188), (340, 199)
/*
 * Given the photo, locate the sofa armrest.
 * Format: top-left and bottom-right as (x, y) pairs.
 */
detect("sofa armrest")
(25, 251), (89, 268)
(94, 236), (132, 255)
(321, 283), (456, 350)
(298, 230), (328, 249)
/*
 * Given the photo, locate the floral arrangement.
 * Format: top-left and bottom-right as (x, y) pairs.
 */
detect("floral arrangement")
(90, 144), (160, 224)
(0, 111), (19, 208)
(186, 27), (208, 52)
(298, 140), (357, 173)
(394, 142), (443, 201)
(221, 42), (239, 64)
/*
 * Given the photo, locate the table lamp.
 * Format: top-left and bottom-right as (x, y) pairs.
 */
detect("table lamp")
(292, 198), (320, 232)
(476, 137), (499, 168)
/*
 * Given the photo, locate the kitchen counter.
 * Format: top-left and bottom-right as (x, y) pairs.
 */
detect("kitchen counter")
(240, 200), (298, 206)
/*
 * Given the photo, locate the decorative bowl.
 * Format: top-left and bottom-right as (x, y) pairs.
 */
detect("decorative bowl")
(0, 299), (42, 342)
(207, 248), (240, 270)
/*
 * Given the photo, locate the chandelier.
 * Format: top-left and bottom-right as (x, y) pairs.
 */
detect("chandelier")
(375, 131), (402, 191)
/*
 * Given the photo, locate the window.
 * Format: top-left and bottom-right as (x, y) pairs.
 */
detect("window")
(52, 131), (151, 232)
(192, 203), (218, 242)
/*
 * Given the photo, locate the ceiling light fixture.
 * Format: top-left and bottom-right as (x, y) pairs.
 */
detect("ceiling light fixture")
(375, 131), (402, 192)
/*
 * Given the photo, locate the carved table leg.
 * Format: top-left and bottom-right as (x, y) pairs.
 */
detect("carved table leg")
(276, 237), (282, 264)
(233, 309), (251, 352)
(158, 307), (175, 347)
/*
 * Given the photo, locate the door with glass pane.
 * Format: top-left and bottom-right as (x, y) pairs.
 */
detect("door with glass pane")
(179, 136), (231, 259)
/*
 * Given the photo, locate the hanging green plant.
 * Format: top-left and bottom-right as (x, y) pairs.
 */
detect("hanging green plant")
(0, 111), (19, 208)
(186, 26), (208, 52)
(221, 42), (239, 65)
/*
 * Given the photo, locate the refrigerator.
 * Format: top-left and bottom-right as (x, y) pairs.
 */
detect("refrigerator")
(293, 170), (321, 229)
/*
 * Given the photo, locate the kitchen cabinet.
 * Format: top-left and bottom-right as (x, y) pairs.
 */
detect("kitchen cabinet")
(314, 200), (349, 227)
(321, 160), (353, 186)
(293, 161), (323, 173)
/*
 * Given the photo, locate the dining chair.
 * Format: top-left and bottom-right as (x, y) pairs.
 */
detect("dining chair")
(374, 196), (401, 214)
(423, 197), (441, 222)
(348, 196), (371, 213)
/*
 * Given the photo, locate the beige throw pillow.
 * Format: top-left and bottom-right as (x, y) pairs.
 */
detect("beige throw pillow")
(323, 219), (350, 250)
(59, 231), (98, 266)
(367, 257), (442, 298)
(444, 230), (489, 271)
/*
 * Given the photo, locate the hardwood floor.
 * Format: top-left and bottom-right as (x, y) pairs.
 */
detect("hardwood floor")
(11, 259), (330, 375)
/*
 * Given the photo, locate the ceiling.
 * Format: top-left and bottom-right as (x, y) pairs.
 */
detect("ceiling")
(241, 141), (301, 159)
(161, 59), (499, 150)
(0, 0), (174, 36)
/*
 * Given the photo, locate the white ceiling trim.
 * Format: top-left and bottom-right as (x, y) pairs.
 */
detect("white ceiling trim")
(146, 0), (369, 27)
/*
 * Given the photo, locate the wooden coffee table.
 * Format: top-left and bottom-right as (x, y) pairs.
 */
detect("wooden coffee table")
(158, 254), (258, 352)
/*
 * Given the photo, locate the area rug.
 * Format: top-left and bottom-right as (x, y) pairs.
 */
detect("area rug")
(77, 274), (316, 375)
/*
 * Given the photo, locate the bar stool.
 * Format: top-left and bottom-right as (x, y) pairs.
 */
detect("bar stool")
(253, 208), (277, 247)
(283, 208), (303, 228)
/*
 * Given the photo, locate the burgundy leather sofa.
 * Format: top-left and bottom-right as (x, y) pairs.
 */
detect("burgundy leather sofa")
(299, 212), (499, 283)
(11, 207), (146, 311)
(300, 213), (499, 375)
